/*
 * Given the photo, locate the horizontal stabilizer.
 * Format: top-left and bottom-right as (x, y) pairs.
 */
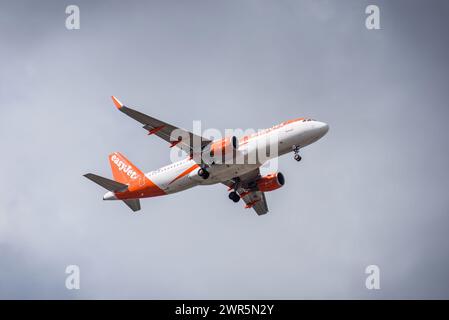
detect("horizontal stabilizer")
(83, 173), (128, 192)
(123, 199), (141, 212)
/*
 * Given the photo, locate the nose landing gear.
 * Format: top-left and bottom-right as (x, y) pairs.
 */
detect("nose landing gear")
(293, 145), (302, 162)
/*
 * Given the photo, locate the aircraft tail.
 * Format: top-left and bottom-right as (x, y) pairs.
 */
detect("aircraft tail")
(83, 173), (128, 192)
(83, 172), (141, 212)
(123, 199), (141, 212)
(108, 152), (145, 187)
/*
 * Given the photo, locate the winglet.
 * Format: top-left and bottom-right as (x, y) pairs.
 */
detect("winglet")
(111, 96), (123, 109)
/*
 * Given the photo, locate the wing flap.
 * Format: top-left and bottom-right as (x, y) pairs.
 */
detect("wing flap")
(241, 190), (269, 215)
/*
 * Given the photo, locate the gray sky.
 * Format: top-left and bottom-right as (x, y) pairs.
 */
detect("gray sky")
(1, 0), (449, 299)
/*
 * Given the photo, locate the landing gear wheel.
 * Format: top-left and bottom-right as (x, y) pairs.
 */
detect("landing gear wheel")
(292, 145), (301, 162)
(198, 168), (210, 179)
(228, 191), (240, 203)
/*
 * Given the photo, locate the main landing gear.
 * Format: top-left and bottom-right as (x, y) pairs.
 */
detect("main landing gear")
(228, 178), (241, 203)
(228, 191), (240, 203)
(198, 166), (210, 179)
(293, 145), (302, 162)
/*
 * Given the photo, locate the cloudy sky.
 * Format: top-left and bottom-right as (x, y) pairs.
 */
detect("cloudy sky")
(1, 0), (449, 299)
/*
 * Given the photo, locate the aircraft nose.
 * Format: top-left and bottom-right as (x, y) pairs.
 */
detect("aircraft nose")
(316, 121), (329, 136)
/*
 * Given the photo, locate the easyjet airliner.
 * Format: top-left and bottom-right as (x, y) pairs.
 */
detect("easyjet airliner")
(84, 96), (329, 215)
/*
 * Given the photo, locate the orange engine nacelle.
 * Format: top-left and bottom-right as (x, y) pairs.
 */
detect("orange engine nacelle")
(209, 136), (238, 158)
(256, 172), (285, 192)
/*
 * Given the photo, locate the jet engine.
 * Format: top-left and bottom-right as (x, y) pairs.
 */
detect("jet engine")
(210, 136), (239, 158)
(256, 172), (285, 192)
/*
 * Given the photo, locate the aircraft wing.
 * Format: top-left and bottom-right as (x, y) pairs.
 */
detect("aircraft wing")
(241, 190), (269, 215)
(111, 96), (212, 156)
(223, 168), (269, 215)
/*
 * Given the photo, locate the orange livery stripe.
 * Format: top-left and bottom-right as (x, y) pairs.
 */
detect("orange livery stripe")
(168, 164), (200, 185)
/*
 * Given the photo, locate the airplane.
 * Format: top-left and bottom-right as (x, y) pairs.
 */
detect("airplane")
(84, 96), (329, 215)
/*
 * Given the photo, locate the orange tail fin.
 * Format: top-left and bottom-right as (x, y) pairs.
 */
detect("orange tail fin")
(109, 152), (144, 187)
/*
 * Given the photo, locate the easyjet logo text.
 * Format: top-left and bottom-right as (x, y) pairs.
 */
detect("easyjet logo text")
(111, 155), (139, 180)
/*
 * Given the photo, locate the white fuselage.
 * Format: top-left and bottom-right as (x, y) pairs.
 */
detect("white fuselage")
(144, 119), (329, 195)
